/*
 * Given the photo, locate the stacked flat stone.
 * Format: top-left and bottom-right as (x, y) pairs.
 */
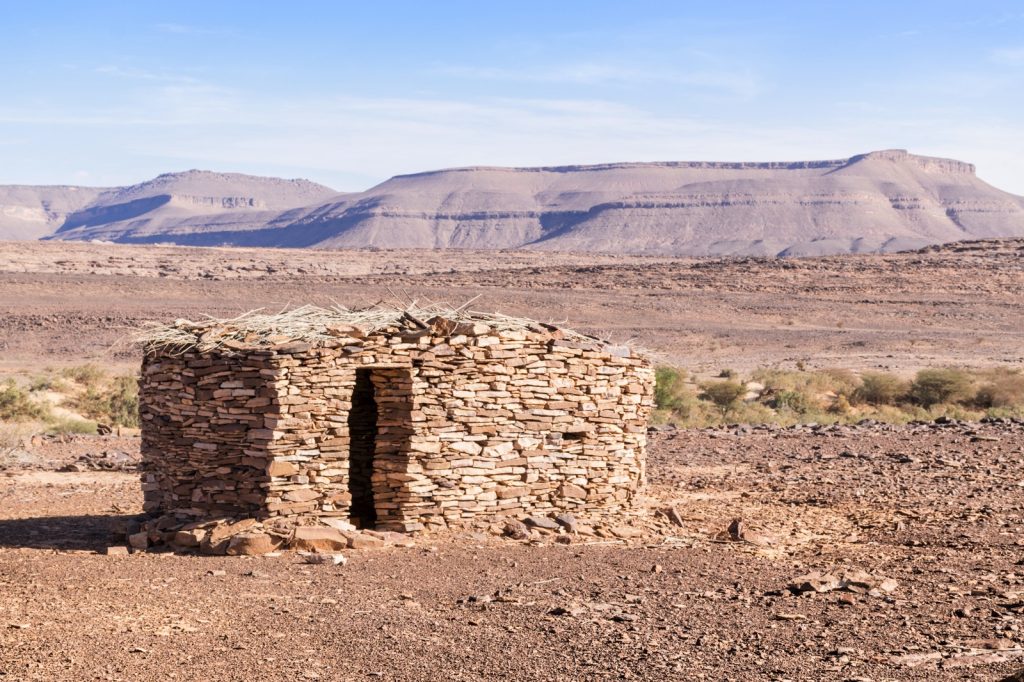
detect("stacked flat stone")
(140, 314), (654, 533)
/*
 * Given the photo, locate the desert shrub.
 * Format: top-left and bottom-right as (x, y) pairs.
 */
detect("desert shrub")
(29, 374), (54, 392)
(862, 404), (919, 424)
(766, 388), (816, 413)
(909, 368), (974, 407)
(654, 366), (688, 411)
(61, 364), (107, 387)
(974, 370), (1024, 408)
(853, 372), (909, 406)
(723, 401), (780, 425)
(818, 368), (861, 397)
(0, 421), (36, 452)
(28, 373), (70, 394)
(71, 375), (139, 427)
(751, 368), (796, 392)
(985, 405), (1024, 419)
(0, 380), (51, 421)
(829, 394), (852, 415)
(926, 403), (985, 422)
(753, 367), (858, 396)
(701, 380), (747, 412)
(45, 418), (98, 435)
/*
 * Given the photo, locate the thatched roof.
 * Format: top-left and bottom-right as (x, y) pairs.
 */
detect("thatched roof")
(135, 303), (601, 355)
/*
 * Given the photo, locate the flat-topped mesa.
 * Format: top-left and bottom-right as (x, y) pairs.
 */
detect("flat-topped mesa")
(844, 149), (977, 175)
(136, 304), (654, 545)
(393, 149), (976, 178)
(393, 158), (853, 178)
(28, 148), (1018, 254)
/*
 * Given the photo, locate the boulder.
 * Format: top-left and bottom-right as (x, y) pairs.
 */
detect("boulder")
(226, 532), (282, 556)
(524, 516), (561, 531)
(128, 531), (149, 551)
(289, 526), (348, 552)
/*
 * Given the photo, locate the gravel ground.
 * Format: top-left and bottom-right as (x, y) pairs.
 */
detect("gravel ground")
(1, 239), (1022, 376)
(2, 420), (1023, 681)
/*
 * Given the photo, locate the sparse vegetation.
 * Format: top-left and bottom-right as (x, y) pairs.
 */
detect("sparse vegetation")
(0, 380), (52, 421)
(61, 363), (107, 387)
(0, 366), (140, 438)
(909, 368), (974, 407)
(973, 369), (1024, 408)
(853, 372), (909, 406)
(700, 380), (747, 413)
(71, 375), (139, 427)
(44, 418), (98, 435)
(652, 364), (1024, 428)
(654, 366), (687, 411)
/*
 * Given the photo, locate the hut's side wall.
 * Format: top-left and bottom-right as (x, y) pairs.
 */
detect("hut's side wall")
(139, 350), (279, 519)
(364, 334), (654, 532)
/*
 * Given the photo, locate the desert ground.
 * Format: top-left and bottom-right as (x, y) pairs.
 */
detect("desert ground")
(1, 238), (1022, 376)
(2, 239), (1024, 680)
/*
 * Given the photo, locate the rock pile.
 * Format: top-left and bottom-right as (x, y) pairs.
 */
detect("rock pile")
(137, 305), (653, 545)
(120, 514), (415, 555)
(59, 450), (137, 472)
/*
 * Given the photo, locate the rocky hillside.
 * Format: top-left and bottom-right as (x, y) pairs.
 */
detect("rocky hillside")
(5, 150), (1024, 256)
(0, 185), (107, 240)
(0, 171), (339, 243)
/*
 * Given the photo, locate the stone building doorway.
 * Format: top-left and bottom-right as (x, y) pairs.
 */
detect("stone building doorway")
(347, 368), (378, 527)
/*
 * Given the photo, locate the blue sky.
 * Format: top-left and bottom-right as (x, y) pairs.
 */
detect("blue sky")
(1, 1), (1023, 193)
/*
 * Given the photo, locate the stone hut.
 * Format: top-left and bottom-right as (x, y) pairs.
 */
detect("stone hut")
(138, 305), (654, 535)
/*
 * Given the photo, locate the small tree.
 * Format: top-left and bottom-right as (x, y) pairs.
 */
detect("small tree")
(909, 368), (974, 407)
(853, 372), (909, 406)
(654, 366), (686, 411)
(701, 380), (747, 413)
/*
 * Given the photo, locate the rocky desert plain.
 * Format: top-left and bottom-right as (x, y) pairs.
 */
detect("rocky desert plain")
(0, 235), (1022, 681)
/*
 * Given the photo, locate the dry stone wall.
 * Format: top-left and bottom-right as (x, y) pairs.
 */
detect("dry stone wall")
(140, 320), (654, 533)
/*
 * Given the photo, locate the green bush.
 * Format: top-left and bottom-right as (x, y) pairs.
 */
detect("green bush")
(61, 364), (107, 387)
(28, 374), (60, 393)
(829, 394), (852, 415)
(909, 368), (974, 407)
(45, 418), (98, 435)
(654, 366), (687, 410)
(752, 367), (858, 396)
(0, 380), (51, 421)
(701, 380), (747, 412)
(71, 375), (139, 427)
(853, 372), (909, 406)
(974, 371), (1024, 408)
(767, 389), (816, 413)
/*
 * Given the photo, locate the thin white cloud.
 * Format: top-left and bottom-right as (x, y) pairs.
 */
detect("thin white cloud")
(436, 62), (762, 99)
(990, 46), (1024, 64)
(155, 22), (234, 37)
(94, 65), (201, 84)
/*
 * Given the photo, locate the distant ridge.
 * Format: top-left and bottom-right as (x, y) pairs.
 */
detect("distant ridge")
(1, 149), (1021, 256)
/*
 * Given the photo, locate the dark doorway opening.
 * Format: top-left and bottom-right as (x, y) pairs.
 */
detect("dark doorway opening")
(348, 369), (378, 528)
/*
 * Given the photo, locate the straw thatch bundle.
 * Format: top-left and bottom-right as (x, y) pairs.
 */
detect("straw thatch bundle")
(135, 303), (599, 355)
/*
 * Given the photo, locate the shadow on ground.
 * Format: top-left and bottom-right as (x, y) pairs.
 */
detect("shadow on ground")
(0, 514), (138, 551)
